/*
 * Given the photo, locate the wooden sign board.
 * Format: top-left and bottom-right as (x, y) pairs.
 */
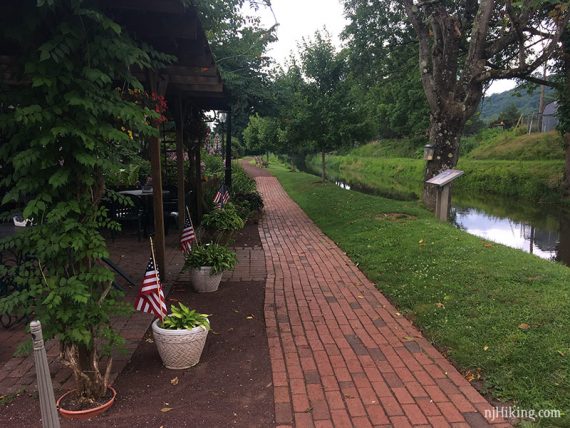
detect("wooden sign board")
(426, 169), (464, 187)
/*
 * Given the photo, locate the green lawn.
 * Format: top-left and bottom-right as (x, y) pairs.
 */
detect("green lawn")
(267, 160), (570, 426)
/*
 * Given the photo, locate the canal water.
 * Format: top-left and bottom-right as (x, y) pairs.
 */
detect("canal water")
(328, 179), (570, 267)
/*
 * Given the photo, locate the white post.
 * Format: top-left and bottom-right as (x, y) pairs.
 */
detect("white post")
(30, 321), (60, 428)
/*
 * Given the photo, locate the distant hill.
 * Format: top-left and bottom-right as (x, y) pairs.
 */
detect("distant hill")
(479, 86), (556, 123)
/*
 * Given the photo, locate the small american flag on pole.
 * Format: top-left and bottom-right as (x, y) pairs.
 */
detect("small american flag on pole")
(213, 184), (230, 208)
(134, 256), (167, 320)
(180, 209), (196, 254)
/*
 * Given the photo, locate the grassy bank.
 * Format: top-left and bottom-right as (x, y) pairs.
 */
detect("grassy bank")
(306, 155), (565, 202)
(268, 161), (570, 425)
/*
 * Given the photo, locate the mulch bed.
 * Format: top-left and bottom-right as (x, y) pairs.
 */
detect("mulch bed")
(0, 222), (274, 427)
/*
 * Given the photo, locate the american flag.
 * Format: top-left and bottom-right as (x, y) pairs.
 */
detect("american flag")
(180, 210), (196, 253)
(134, 256), (167, 320)
(213, 184), (230, 208)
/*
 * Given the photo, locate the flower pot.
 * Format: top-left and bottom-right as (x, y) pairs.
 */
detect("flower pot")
(152, 319), (208, 369)
(57, 386), (116, 421)
(190, 267), (223, 293)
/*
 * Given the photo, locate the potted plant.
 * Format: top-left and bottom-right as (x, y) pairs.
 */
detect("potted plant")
(183, 243), (237, 292)
(200, 203), (245, 244)
(152, 303), (210, 369)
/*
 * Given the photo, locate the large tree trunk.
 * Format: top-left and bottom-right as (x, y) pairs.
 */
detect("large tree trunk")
(422, 113), (465, 209)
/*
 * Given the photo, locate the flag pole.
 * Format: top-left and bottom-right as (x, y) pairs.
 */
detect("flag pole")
(186, 206), (199, 245)
(149, 237), (165, 320)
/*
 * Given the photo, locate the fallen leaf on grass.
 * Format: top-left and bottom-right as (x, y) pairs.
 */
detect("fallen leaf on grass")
(558, 350), (566, 357)
(161, 407), (173, 413)
(435, 302), (445, 309)
(170, 377), (179, 386)
(518, 323), (530, 331)
(465, 368), (481, 382)
(483, 345), (489, 351)
(484, 243), (493, 248)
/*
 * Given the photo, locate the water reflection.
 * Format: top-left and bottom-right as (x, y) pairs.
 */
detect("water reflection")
(451, 206), (560, 261)
(298, 160), (570, 267)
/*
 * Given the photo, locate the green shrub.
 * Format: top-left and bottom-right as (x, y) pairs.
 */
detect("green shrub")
(203, 152), (224, 178)
(233, 191), (264, 213)
(201, 203), (245, 232)
(183, 243), (237, 274)
(231, 164), (256, 194)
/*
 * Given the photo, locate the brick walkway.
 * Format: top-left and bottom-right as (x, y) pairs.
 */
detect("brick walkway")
(255, 174), (510, 428)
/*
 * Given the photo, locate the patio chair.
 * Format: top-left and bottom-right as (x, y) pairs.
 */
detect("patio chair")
(109, 194), (146, 242)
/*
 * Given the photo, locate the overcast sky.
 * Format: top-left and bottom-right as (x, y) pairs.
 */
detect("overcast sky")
(251, 0), (514, 95)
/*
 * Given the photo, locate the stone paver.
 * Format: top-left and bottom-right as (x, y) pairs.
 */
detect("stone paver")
(255, 174), (509, 427)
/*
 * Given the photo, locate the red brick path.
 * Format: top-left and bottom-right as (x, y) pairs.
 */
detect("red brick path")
(255, 174), (510, 428)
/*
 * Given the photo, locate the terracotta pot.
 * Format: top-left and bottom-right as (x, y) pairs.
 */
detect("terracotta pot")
(57, 386), (116, 421)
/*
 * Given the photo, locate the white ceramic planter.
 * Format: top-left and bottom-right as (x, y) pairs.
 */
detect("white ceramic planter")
(190, 267), (223, 293)
(152, 319), (208, 369)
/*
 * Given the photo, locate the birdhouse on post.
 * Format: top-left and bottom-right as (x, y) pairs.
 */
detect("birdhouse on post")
(425, 169), (464, 221)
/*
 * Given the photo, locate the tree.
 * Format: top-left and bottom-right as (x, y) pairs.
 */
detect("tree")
(497, 103), (521, 129)
(344, 0), (570, 208)
(193, 0), (277, 136)
(343, 3), (430, 139)
(243, 114), (280, 158)
(299, 31), (373, 181)
(0, 0), (164, 402)
(558, 29), (570, 195)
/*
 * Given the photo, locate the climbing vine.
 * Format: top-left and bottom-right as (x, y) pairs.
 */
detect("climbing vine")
(0, 0), (170, 401)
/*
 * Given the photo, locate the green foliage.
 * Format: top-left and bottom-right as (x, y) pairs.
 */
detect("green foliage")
(231, 163), (257, 194)
(201, 203), (245, 232)
(183, 243), (237, 274)
(269, 162), (570, 420)
(305, 154), (565, 202)
(243, 114), (280, 155)
(0, 0), (166, 399)
(202, 152), (225, 178)
(350, 138), (425, 159)
(193, 0), (276, 136)
(160, 303), (210, 331)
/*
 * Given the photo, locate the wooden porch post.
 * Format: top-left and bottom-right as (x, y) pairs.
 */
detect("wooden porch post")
(176, 96), (186, 230)
(148, 72), (168, 277)
(224, 106), (232, 187)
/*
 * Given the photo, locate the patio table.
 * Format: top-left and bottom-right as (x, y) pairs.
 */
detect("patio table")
(118, 189), (171, 237)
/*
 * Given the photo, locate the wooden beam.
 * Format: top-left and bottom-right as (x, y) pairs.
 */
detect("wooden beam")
(148, 72), (168, 278)
(105, 0), (189, 15)
(168, 75), (222, 87)
(175, 97), (186, 230)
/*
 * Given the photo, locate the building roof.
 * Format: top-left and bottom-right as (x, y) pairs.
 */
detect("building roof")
(0, 0), (229, 110)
